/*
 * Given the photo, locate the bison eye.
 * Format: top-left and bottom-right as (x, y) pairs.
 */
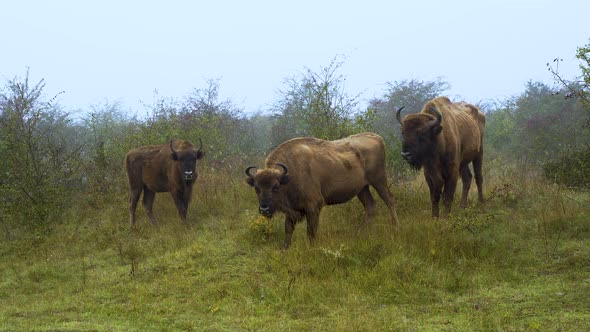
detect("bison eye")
(255, 187), (261, 194)
(272, 184), (280, 192)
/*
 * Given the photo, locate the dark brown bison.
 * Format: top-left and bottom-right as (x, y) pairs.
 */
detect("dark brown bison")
(245, 132), (399, 248)
(397, 96), (485, 217)
(125, 139), (204, 226)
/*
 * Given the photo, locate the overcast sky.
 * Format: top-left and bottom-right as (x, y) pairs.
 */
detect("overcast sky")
(1, 0), (588, 115)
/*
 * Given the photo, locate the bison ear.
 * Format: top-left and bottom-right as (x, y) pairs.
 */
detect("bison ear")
(431, 124), (443, 136)
(279, 175), (289, 185)
(196, 150), (205, 160)
(171, 152), (179, 161)
(246, 177), (255, 187)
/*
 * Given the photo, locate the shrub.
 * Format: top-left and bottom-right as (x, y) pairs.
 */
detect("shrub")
(543, 146), (590, 189)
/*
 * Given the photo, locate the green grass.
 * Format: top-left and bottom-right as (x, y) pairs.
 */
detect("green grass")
(1, 170), (589, 331)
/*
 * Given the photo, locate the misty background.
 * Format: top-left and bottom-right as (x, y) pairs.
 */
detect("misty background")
(1, 0), (588, 114)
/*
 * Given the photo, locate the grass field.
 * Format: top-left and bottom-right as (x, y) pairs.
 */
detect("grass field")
(1, 167), (589, 331)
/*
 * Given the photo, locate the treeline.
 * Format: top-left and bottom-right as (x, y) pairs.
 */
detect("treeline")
(1, 51), (589, 234)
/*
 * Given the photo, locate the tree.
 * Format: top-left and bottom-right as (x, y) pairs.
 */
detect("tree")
(81, 101), (138, 197)
(180, 78), (245, 162)
(543, 42), (590, 187)
(0, 70), (83, 230)
(132, 79), (258, 174)
(481, 99), (517, 159)
(547, 42), (590, 111)
(271, 56), (362, 145)
(482, 81), (588, 167)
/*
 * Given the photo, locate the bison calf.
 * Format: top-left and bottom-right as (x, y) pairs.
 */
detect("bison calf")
(126, 139), (204, 226)
(397, 96), (485, 217)
(245, 133), (399, 248)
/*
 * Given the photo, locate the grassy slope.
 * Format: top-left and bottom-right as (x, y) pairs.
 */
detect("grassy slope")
(1, 170), (589, 331)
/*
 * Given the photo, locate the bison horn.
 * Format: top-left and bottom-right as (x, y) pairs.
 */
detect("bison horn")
(245, 166), (257, 178)
(275, 163), (288, 176)
(429, 106), (442, 124)
(169, 140), (178, 159)
(196, 138), (203, 151)
(396, 106), (405, 125)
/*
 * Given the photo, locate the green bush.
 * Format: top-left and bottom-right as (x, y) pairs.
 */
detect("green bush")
(543, 146), (590, 189)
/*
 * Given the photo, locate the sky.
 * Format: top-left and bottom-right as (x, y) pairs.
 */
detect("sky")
(1, 0), (589, 116)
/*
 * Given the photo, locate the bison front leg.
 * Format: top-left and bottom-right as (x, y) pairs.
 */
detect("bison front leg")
(305, 209), (321, 246)
(171, 191), (188, 223)
(284, 216), (296, 249)
(442, 173), (459, 217)
(425, 174), (443, 218)
(142, 188), (157, 225)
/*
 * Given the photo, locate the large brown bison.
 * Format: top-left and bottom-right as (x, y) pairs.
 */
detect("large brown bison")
(245, 132), (399, 248)
(397, 96), (485, 217)
(126, 139), (204, 226)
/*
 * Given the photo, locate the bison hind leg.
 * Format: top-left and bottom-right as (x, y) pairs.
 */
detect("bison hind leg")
(460, 164), (473, 208)
(370, 182), (399, 226)
(473, 156), (484, 204)
(357, 186), (376, 224)
(129, 187), (142, 227)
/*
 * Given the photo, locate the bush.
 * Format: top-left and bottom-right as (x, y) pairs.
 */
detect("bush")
(0, 71), (85, 231)
(543, 146), (590, 189)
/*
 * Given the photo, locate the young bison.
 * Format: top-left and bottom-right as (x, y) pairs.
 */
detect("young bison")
(126, 139), (204, 226)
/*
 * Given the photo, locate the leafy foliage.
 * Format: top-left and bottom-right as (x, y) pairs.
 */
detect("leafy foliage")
(543, 147), (590, 189)
(271, 56), (363, 145)
(548, 41), (590, 110)
(484, 82), (590, 172)
(541, 42), (590, 186)
(577, 43), (590, 106)
(482, 99), (517, 156)
(0, 71), (83, 230)
(82, 101), (138, 198)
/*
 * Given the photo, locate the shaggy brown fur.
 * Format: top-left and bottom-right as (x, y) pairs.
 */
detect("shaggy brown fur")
(397, 96), (485, 217)
(245, 133), (399, 248)
(125, 139), (204, 226)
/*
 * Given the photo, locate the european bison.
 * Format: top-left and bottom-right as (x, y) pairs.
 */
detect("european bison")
(397, 96), (485, 217)
(245, 133), (399, 248)
(126, 139), (204, 226)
